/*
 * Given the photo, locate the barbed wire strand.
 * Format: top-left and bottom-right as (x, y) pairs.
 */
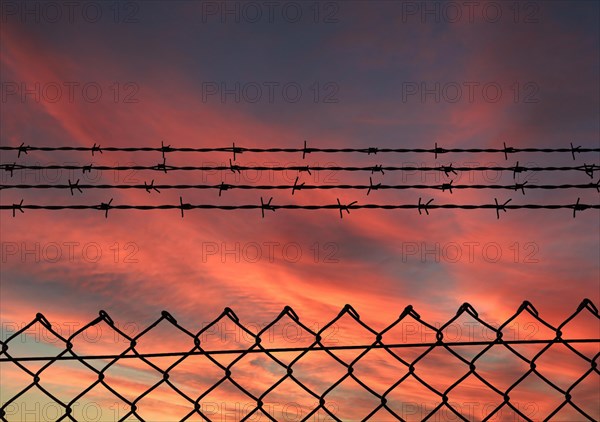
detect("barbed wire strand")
(2, 163), (599, 177)
(2, 181), (599, 196)
(2, 142), (599, 160)
(2, 198), (599, 219)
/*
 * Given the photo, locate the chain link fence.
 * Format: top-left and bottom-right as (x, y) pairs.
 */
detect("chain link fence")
(1, 300), (599, 421)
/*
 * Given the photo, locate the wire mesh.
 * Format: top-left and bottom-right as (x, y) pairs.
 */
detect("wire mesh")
(1, 300), (598, 421)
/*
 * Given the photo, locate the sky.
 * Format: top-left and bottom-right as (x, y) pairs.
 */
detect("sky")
(0, 1), (599, 421)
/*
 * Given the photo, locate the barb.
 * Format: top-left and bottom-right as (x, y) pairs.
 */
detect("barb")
(367, 177), (380, 196)
(96, 198), (113, 218)
(299, 165), (312, 175)
(91, 143), (102, 156)
(494, 197), (512, 219)
(418, 197), (434, 215)
(583, 163), (597, 179)
(179, 196), (192, 218)
(17, 143), (29, 158)
(2, 162), (15, 177)
(371, 164), (384, 175)
(160, 141), (172, 159)
(260, 196), (275, 218)
(292, 177), (304, 195)
(570, 142), (581, 160)
(144, 179), (160, 194)
(514, 181), (528, 195)
(0, 301), (597, 422)
(503, 142), (515, 160)
(302, 140), (311, 159)
(11, 199), (24, 217)
(512, 161), (527, 179)
(228, 141), (243, 161)
(68, 179), (82, 195)
(228, 159), (241, 174)
(434, 142), (446, 159)
(218, 182), (230, 197)
(441, 180), (453, 194)
(336, 198), (357, 219)
(572, 197), (591, 218)
(439, 163), (458, 177)
(155, 157), (168, 173)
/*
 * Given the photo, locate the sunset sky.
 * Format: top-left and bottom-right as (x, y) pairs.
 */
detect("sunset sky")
(1, 1), (599, 421)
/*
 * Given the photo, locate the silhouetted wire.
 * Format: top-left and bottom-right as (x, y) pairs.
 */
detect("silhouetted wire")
(2, 338), (598, 363)
(0, 300), (598, 422)
(2, 181), (599, 194)
(2, 198), (599, 219)
(2, 163), (599, 174)
(2, 142), (599, 159)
